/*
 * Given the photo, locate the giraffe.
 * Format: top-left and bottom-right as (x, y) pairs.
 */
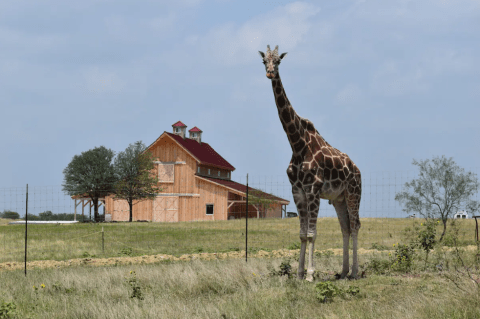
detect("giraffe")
(258, 45), (362, 281)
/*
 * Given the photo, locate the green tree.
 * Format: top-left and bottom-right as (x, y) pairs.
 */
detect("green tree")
(395, 155), (480, 241)
(62, 146), (117, 222)
(39, 210), (53, 221)
(1, 210), (20, 220)
(113, 141), (163, 222)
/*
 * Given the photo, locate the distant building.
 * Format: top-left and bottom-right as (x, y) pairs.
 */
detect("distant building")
(453, 211), (469, 219)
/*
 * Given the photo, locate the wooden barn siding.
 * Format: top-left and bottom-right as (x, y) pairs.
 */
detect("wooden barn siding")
(186, 178), (228, 221)
(265, 203), (282, 218)
(198, 166), (230, 179)
(104, 196), (153, 221)
(152, 137), (198, 194)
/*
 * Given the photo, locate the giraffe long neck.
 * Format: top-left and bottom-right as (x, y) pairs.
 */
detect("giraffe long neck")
(271, 72), (306, 156)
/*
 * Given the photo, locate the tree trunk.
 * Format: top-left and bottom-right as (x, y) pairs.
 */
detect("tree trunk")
(439, 218), (447, 242)
(129, 199), (133, 222)
(93, 198), (99, 222)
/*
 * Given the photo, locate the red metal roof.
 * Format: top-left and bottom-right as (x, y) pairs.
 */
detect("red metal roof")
(188, 126), (202, 132)
(158, 132), (235, 171)
(172, 121), (186, 127)
(197, 176), (290, 204)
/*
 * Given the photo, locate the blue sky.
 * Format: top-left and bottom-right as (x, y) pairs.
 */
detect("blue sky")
(1, 0), (479, 217)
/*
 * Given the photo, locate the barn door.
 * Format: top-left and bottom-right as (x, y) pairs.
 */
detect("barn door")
(113, 199), (129, 221)
(153, 197), (179, 222)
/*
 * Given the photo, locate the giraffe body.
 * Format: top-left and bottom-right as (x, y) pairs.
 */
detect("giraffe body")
(259, 45), (362, 280)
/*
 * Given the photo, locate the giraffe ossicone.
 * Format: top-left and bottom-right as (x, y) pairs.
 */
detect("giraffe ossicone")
(259, 45), (362, 281)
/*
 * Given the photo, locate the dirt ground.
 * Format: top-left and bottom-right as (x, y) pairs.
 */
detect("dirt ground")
(0, 248), (375, 271)
(1, 246), (477, 272)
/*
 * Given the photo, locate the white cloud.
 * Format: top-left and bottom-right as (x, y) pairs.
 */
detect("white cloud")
(79, 66), (125, 94)
(0, 26), (66, 55)
(370, 61), (429, 96)
(148, 12), (177, 34)
(335, 84), (362, 105)
(194, 1), (321, 66)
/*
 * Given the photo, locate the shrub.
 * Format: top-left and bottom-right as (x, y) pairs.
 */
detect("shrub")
(315, 281), (360, 303)
(287, 242), (301, 250)
(269, 259), (293, 278)
(0, 300), (17, 319)
(363, 257), (391, 275)
(391, 243), (415, 272)
(1, 210), (19, 220)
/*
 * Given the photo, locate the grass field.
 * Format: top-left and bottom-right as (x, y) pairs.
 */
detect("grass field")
(0, 217), (477, 263)
(1, 250), (479, 318)
(1, 217), (479, 318)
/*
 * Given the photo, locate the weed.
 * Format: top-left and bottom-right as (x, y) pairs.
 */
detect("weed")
(118, 248), (134, 257)
(82, 251), (96, 258)
(269, 259), (293, 278)
(370, 242), (389, 251)
(416, 219), (437, 269)
(193, 247), (204, 253)
(362, 257), (391, 275)
(315, 250), (334, 258)
(125, 271), (144, 300)
(391, 243), (415, 272)
(315, 281), (360, 303)
(0, 300), (17, 319)
(287, 242), (301, 250)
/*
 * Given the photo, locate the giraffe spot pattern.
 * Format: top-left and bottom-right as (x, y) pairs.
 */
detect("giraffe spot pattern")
(276, 94), (286, 108)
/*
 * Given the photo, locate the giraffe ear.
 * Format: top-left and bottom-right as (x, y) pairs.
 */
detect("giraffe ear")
(258, 51), (265, 58)
(280, 52), (288, 60)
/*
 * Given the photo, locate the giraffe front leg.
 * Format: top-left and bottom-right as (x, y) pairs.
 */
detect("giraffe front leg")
(306, 234), (316, 282)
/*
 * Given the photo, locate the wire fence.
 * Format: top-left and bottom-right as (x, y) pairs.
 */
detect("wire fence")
(0, 171), (479, 265)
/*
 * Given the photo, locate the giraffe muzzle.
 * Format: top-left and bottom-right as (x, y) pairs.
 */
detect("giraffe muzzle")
(266, 72), (275, 79)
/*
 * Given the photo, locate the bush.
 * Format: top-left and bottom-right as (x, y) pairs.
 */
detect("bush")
(0, 300), (17, 319)
(315, 281), (360, 303)
(269, 259), (293, 278)
(391, 243), (415, 272)
(1, 210), (19, 220)
(363, 257), (391, 275)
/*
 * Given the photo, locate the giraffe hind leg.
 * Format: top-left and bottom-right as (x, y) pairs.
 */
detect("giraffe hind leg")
(332, 199), (350, 279)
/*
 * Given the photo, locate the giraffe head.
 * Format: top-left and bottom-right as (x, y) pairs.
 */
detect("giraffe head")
(258, 45), (287, 79)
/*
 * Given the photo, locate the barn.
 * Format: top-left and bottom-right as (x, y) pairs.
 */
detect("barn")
(74, 121), (290, 222)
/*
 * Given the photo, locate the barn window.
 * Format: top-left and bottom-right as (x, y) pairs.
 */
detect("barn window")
(218, 171), (220, 177)
(158, 163), (174, 183)
(208, 169), (210, 175)
(228, 172), (230, 178)
(197, 167), (200, 173)
(206, 204), (214, 215)
(192, 133), (197, 137)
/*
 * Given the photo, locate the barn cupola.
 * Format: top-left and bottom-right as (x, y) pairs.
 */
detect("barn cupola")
(188, 126), (203, 145)
(172, 121), (187, 140)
